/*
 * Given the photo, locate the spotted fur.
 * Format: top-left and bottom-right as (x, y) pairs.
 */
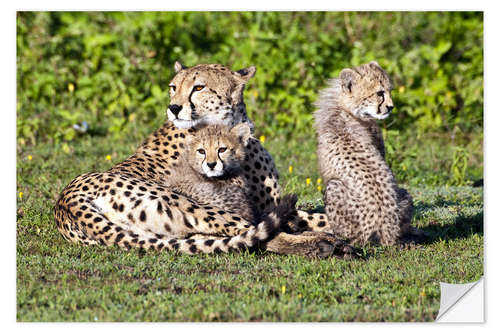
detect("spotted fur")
(167, 62), (255, 132)
(165, 123), (258, 223)
(314, 61), (417, 245)
(54, 62), (355, 258)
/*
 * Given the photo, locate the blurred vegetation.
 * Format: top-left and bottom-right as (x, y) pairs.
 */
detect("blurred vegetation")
(16, 12), (483, 185)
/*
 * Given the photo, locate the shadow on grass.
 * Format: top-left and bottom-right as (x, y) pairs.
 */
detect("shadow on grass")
(297, 201), (483, 247)
(418, 211), (483, 245)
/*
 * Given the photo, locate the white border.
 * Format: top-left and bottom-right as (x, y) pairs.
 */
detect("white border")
(4, 0), (497, 331)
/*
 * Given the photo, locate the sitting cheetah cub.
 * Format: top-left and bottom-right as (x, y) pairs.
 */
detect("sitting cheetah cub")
(165, 122), (295, 227)
(314, 61), (416, 246)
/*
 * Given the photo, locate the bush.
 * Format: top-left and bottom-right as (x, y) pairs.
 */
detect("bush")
(17, 12), (483, 145)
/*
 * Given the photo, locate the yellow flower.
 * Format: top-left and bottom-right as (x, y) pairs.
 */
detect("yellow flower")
(106, 155), (112, 161)
(316, 178), (322, 185)
(68, 83), (75, 92)
(306, 178), (311, 185)
(420, 290), (426, 297)
(259, 135), (266, 143)
(27, 155), (32, 161)
(402, 164), (407, 171)
(288, 166), (293, 173)
(62, 143), (70, 154)
(317, 185), (322, 192)
(19, 192), (23, 199)
(298, 293), (302, 299)
(281, 285), (286, 294)
(399, 86), (405, 93)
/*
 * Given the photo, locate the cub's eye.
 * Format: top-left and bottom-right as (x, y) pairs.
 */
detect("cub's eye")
(377, 91), (384, 97)
(218, 147), (227, 154)
(169, 85), (176, 92)
(193, 85), (205, 92)
(197, 148), (206, 155)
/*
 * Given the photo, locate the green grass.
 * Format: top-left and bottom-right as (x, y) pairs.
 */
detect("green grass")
(16, 127), (483, 322)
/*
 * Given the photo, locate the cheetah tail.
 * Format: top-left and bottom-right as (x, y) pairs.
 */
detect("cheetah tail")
(118, 194), (298, 255)
(270, 193), (298, 229)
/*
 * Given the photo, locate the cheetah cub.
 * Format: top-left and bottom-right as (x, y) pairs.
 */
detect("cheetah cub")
(165, 122), (295, 226)
(314, 61), (416, 246)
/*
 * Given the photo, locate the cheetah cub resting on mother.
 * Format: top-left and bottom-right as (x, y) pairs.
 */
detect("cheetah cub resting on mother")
(315, 61), (419, 246)
(165, 122), (297, 244)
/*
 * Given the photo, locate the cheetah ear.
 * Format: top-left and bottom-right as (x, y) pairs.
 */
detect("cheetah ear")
(369, 60), (381, 68)
(174, 61), (187, 73)
(230, 84), (245, 106)
(230, 123), (252, 146)
(339, 68), (359, 94)
(234, 66), (257, 83)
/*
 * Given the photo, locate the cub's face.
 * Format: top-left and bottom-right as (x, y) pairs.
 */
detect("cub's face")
(339, 61), (394, 120)
(186, 123), (251, 178)
(167, 62), (256, 129)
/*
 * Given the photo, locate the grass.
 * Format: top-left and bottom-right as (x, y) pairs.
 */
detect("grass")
(16, 124), (483, 322)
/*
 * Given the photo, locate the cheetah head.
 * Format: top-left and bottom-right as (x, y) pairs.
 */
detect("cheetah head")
(339, 61), (394, 120)
(167, 62), (256, 131)
(185, 123), (252, 178)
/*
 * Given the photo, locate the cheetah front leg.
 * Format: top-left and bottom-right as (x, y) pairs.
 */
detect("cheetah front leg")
(263, 231), (360, 259)
(323, 179), (358, 240)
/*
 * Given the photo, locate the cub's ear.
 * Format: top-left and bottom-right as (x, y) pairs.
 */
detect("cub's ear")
(230, 123), (252, 146)
(234, 66), (257, 83)
(339, 68), (359, 94)
(185, 131), (200, 149)
(369, 60), (381, 68)
(174, 61), (187, 73)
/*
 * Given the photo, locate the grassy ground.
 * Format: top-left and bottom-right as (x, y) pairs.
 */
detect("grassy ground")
(16, 126), (483, 322)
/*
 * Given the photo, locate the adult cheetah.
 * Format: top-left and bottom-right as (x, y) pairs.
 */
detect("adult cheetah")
(54, 62), (354, 258)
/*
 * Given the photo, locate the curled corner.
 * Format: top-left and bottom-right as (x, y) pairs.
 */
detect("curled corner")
(435, 277), (484, 322)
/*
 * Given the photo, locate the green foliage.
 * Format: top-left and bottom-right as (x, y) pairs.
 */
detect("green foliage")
(382, 129), (481, 186)
(17, 12), (483, 144)
(450, 147), (470, 186)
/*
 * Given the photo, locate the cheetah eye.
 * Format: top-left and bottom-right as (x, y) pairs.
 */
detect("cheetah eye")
(377, 91), (384, 97)
(193, 85), (205, 92)
(169, 85), (176, 92)
(218, 147), (227, 154)
(197, 148), (206, 155)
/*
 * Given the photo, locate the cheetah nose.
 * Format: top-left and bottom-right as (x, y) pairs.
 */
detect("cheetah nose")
(206, 162), (217, 170)
(168, 104), (183, 117)
(386, 105), (394, 113)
